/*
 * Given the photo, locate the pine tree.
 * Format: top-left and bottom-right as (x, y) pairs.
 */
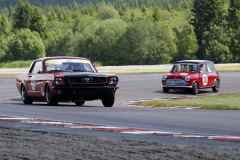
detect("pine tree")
(167, 2), (172, 12)
(175, 24), (198, 61)
(57, 6), (64, 21)
(141, 5), (147, 13)
(228, 0), (240, 29)
(152, 6), (161, 22)
(0, 12), (11, 36)
(191, 0), (225, 59)
(13, 0), (33, 30)
(30, 7), (47, 39)
(47, 10), (58, 21)
(228, 0), (240, 62)
(183, 0), (190, 9)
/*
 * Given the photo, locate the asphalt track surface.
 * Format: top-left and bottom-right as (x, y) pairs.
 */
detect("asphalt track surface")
(0, 72), (240, 148)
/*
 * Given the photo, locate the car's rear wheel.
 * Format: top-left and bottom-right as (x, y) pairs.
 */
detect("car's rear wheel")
(46, 85), (58, 106)
(192, 82), (199, 95)
(212, 80), (220, 92)
(21, 85), (33, 104)
(75, 101), (85, 106)
(163, 87), (169, 93)
(102, 96), (114, 107)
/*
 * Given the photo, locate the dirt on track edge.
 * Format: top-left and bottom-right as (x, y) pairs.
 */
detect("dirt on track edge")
(0, 127), (239, 160)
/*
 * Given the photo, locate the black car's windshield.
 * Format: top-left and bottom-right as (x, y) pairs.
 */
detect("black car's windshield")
(171, 63), (199, 73)
(45, 59), (96, 73)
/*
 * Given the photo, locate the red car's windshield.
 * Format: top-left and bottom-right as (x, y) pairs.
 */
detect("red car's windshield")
(44, 59), (96, 73)
(171, 63), (199, 73)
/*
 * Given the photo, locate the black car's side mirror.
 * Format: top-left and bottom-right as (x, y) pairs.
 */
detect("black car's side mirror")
(37, 70), (43, 74)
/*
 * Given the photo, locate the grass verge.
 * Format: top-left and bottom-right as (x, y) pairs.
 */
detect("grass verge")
(0, 61), (32, 68)
(216, 66), (240, 71)
(143, 93), (240, 110)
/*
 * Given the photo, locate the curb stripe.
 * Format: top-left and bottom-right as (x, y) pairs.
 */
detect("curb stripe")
(209, 137), (240, 141)
(1, 115), (239, 142)
(93, 128), (151, 132)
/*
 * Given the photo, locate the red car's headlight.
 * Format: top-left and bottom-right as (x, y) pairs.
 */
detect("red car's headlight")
(185, 76), (190, 81)
(162, 75), (167, 81)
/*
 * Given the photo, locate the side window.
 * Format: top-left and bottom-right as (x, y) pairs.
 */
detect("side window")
(207, 63), (216, 72)
(31, 61), (42, 74)
(200, 64), (207, 73)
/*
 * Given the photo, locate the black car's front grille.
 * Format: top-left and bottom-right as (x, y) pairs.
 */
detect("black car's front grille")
(68, 77), (107, 84)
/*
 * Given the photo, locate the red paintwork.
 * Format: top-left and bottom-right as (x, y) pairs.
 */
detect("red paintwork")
(162, 60), (220, 92)
(16, 57), (118, 101)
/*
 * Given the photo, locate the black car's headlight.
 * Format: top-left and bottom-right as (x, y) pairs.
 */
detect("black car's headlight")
(55, 77), (63, 85)
(109, 77), (118, 85)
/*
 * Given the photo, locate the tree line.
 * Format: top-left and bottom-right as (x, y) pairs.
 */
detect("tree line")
(0, 0), (239, 65)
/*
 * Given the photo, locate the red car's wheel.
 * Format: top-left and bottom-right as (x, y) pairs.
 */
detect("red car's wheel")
(192, 82), (199, 95)
(212, 80), (220, 92)
(46, 85), (58, 106)
(21, 85), (33, 104)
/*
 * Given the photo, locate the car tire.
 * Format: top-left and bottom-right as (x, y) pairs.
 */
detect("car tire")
(46, 85), (58, 106)
(21, 85), (33, 104)
(163, 87), (169, 93)
(212, 80), (220, 92)
(75, 101), (85, 106)
(102, 96), (114, 107)
(192, 82), (199, 95)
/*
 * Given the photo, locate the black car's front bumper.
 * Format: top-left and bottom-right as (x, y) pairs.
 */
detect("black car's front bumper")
(52, 85), (119, 101)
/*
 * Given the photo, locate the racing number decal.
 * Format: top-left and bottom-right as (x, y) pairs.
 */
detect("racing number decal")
(202, 74), (208, 86)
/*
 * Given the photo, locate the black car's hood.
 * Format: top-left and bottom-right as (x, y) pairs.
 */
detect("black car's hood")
(56, 72), (108, 77)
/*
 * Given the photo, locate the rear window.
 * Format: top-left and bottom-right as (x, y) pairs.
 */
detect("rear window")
(207, 63), (216, 72)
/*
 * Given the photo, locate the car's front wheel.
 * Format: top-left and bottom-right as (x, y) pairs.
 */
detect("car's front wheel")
(102, 96), (115, 107)
(75, 101), (85, 106)
(21, 85), (33, 104)
(212, 80), (220, 92)
(192, 82), (199, 95)
(163, 87), (169, 93)
(46, 85), (58, 106)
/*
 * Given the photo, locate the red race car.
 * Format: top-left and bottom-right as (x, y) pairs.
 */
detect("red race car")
(162, 60), (220, 94)
(16, 57), (119, 107)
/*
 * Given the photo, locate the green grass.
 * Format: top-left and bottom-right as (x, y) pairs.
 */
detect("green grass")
(0, 60), (32, 68)
(143, 93), (240, 110)
(215, 66), (240, 71)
